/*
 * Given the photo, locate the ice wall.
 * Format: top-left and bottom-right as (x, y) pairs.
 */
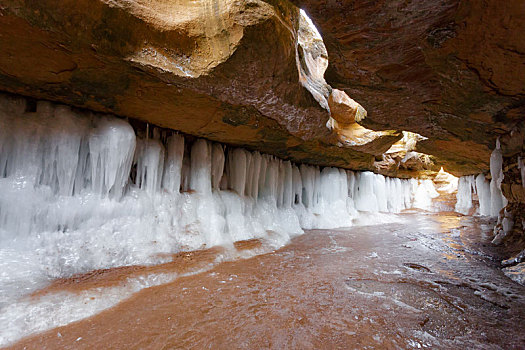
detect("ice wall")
(490, 139), (507, 216)
(455, 175), (475, 215)
(454, 174), (495, 216)
(0, 95), (442, 294)
(453, 142), (506, 217)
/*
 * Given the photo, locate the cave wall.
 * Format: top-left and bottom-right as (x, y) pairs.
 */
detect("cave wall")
(291, 0), (525, 175)
(0, 0), (379, 173)
(0, 0), (523, 178)
(494, 126), (525, 259)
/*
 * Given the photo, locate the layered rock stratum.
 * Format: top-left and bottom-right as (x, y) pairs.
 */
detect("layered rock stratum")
(0, 0), (523, 177)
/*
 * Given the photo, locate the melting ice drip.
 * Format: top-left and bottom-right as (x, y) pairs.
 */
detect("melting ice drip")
(454, 140), (507, 216)
(0, 94), (441, 296)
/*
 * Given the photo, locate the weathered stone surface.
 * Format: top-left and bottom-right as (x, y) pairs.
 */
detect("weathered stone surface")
(490, 127), (525, 268)
(0, 0), (523, 177)
(374, 132), (440, 178)
(0, 0), (411, 173)
(291, 0), (525, 175)
(328, 89), (366, 126)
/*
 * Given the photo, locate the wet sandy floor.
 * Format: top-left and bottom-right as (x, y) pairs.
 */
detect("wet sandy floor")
(8, 213), (525, 349)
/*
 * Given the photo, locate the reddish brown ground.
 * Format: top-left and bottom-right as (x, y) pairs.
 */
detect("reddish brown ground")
(7, 213), (525, 349)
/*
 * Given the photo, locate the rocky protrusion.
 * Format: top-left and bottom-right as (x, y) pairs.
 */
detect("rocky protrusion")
(328, 89), (367, 126)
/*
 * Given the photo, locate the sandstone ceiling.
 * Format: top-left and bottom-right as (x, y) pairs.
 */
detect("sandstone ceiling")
(0, 0), (523, 177)
(291, 0), (525, 174)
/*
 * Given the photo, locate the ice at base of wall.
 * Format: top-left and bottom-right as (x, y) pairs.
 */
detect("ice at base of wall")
(455, 175), (476, 215)
(0, 95), (441, 300)
(454, 141), (507, 217)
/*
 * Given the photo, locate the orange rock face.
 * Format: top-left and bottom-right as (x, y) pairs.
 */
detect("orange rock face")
(0, 0), (523, 176)
(292, 0), (525, 175)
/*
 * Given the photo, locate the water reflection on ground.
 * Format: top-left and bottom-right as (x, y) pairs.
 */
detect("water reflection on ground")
(9, 213), (525, 349)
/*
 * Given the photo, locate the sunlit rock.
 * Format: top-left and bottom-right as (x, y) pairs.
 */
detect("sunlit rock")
(328, 89), (367, 126)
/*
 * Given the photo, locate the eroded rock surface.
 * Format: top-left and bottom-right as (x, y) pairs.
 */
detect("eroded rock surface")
(0, 1), (347, 166)
(0, 0), (523, 177)
(292, 0), (525, 175)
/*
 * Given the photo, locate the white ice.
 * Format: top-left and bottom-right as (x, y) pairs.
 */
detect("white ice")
(0, 94), (444, 345)
(455, 175), (475, 215)
(453, 139), (507, 217)
(489, 139), (507, 216)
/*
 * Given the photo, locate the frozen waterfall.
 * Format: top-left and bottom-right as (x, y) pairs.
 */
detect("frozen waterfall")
(0, 94), (442, 292)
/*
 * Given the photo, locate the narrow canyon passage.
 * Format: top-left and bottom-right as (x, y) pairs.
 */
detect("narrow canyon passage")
(9, 213), (525, 349)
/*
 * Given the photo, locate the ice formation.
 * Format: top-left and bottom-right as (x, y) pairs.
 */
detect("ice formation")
(489, 139), (507, 216)
(0, 95), (443, 308)
(453, 141), (507, 217)
(476, 174), (492, 216)
(454, 173), (497, 217)
(455, 175), (475, 215)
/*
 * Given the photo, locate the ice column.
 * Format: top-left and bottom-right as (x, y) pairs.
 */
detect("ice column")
(162, 134), (184, 194)
(135, 137), (164, 194)
(489, 139), (507, 217)
(354, 172), (379, 212)
(190, 139), (212, 193)
(455, 175), (475, 215)
(475, 174), (491, 216)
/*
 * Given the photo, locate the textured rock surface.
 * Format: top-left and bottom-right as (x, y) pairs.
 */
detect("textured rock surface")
(0, 0), (523, 177)
(489, 125), (525, 273)
(292, 0), (525, 175)
(0, 0), (397, 173)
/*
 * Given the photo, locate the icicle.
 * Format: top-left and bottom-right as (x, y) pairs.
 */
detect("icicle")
(374, 174), (388, 212)
(257, 154), (268, 199)
(455, 176), (475, 215)
(228, 148), (247, 196)
(354, 172), (379, 212)
(292, 165), (302, 205)
(282, 161), (293, 208)
(299, 164), (315, 208)
(250, 152), (262, 199)
(189, 139), (211, 194)
(489, 138), (506, 217)
(89, 116), (136, 198)
(276, 160), (285, 208)
(52, 106), (88, 196)
(135, 137), (164, 194)
(210, 143), (225, 191)
(475, 174), (491, 216)
(162, 134), (184, 194)
(181, 150), (191, 192)
(347, 170), (355, 199)
(245, 152), (254, 198)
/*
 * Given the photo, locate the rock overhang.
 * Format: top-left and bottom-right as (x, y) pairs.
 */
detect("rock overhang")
(0, 0), (522, 178)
